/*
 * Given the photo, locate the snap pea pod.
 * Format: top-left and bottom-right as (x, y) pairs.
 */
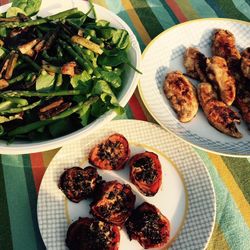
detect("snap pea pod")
(0, 90), (84, 98)
(8, 97), (98, 136)
(0, 100), (41, 114)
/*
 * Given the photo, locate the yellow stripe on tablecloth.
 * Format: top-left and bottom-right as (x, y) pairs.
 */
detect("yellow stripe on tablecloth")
(206, 222), (230, 250)
(120, 0), (151, 45)
(42, 148), (60, 169)
(93, 0), (107, 7)
(208, 153), (250, 228)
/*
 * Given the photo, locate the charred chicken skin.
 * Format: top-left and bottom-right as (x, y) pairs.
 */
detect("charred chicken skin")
(198, 82), (242, 138)
(58, 166), (102, 203)
(183, 47), (208, 82)
(90, 180), (136, 226)
(89, 133), (130, 170)
(163, 71), (199, 122)
(129, 151), (162, 196)
(211, 29), (241, 64)
(125, 202), (170, 249)
(66, 217), (120, 250)
(241, 48), (250, 79)
(206, 56), (236, 106)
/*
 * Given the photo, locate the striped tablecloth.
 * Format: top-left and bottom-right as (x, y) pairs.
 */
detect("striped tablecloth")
(0, 0), (250, 250)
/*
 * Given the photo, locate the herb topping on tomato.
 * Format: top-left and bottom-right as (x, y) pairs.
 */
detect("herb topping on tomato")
(125, 202), (170, 249)
(129, 151), (162, 196)
(90, 180), (136, 226)
(66, 217), (120, 250)
(89, 133), (130, 170)
(58, 166), (102, 203)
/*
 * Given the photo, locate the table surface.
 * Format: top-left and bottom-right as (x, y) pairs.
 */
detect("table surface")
(0, 0), (250, 250)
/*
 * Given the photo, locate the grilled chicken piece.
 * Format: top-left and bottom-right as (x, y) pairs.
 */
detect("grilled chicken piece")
(235, 80), (250, 128)
(241, 48), (250, 79)
(183, 47), (207, 82)
(198, 82), (242, 138)
(206, 56), (236, 106)
(163, 71), (198, 122)
(211, 29), (241, 64)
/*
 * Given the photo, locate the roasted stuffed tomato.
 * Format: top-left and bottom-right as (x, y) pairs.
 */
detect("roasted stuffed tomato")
(125, 202), (170, 249)
(89, 133), (130, 170)
(129, 151), (162, 196)
(58, 166), (102, 203)
(66, 217), (120, 250)
(90, 180), (136, 226)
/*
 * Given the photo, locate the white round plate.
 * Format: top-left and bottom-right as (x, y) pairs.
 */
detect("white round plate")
(37, 120), (215, 250)
(139, 18), (250, 157)
(0, 0), (141, 154)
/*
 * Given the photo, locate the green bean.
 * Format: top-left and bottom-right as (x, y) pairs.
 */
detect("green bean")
(8, 97), (98, 136)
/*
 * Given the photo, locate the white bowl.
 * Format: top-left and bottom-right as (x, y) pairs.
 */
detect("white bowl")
(0, 0), (141, 154)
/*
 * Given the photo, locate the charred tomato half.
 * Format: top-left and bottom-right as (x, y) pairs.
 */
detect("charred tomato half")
(66, 217), (120, 250)
(58, 166), (102, 203)
(90, 180), (136, 226)
(89, 133), (130, 170)
(129, 151), (162, 196)
(125, 202), (170, 249)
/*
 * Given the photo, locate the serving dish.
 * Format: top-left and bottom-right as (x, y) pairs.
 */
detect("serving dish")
(37, 120), (216, 250)
(0, 0), (141, 154)
(139, 18), (250, 157)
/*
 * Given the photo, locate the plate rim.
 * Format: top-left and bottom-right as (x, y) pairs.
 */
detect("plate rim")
(138, 18), (250, 158)
(37, 119), (216, 250)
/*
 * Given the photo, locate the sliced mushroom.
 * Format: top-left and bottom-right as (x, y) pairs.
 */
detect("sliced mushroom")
(5, 51), (19, 80)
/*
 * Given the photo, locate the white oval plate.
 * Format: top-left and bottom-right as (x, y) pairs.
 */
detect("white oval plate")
(139, 18), (250, 157)
(0, 0), (141, 154)
(37, 120), (215, 250)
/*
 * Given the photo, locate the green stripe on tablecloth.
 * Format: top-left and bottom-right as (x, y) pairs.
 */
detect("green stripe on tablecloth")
(159, 0), (179, 24)
(232, 0), (250, 19)
(104, 0), (145, 49)
(196, 149), (250, 250)
(221, 157), (250, 204)
(129, 0), (164, 38)
(187, 0), (218, 18)
(0, 155), (13, 250)
(22, 155), (46, 250)
(204, 0), (227, 17)
(205, 0), (249, 20)
(2, 155), (37, 250)
(146, 0), (177, 29)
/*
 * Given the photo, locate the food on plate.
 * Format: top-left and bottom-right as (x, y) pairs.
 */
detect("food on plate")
(125, 202), (170, 249)
(198, 82), (242, 138)
(235, 82), (250, 128)
(0, 1), (140, 142)
(90, 180), (136, 226)
(163, 71), (198, 122)
(183, 47), (207, 82)
(211, 29), (241, 64)
(89, 133), (130, 170)
(206, 56), (236, 106)
(66, 217), (120, 250)
(58, 166), (102, 203)
(241, 48), (250, 79)
(129, 151), (162, 196)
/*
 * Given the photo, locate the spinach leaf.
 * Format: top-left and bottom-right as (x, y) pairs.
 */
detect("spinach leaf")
(78, 96), (98, 126)
(36, 70), (55, 92)
(48, 118), (74, 138)
(70, 71), (92, 93)
(12, 0), (42, 16)
(96, 20), (110, 27)
(112, 30), (130, 50)
(100, 71), (121, 88)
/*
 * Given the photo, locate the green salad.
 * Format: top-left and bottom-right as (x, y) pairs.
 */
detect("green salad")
(0, 0), (140, 142)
